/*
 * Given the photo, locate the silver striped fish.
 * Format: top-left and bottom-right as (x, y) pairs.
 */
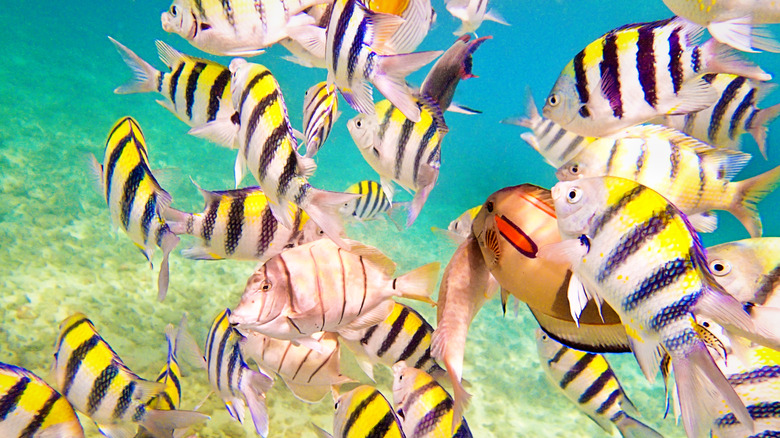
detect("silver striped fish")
(543, 16), (771, 137)
(312, 384), (406, 438)
(535, 329), (663, 438)
(302, 81), (340, 158)
(445, 0), (509, 36)
(340, 180), (393, 221)
(164, 183), (322, 262)
(205, 309), (273, 437)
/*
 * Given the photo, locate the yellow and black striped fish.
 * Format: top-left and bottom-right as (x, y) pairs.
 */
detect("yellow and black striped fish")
(109, 37), (236, 148)
(52, 313), (207, 438)
(302, 81), (339, 158)
(341, 180), (393, 221)
(164, 183), (322, 262)
(91, 116), (179, 301)
(534, 329), (662, 438)
(0, 362), (85, 437)
(313, 384), (405, 438)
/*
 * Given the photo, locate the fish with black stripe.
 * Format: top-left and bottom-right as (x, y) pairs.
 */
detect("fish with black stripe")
(90, 117), (179, 301)
(348, 96), (448, 227)
(534, 329), (663, 438)
(541, 176), (780, 438)
(391, 361), (472, 437)
(658, 73), (780, 159)
(229, 58), (358, 249)
(301, 81), (340, 158)
(324, 0), (442, 122)
(340, 301), (445, 382)
(204, 309), (274, 437)
(109, 37), (237, 149)
(163, 182), (322, 261)
(51, 313), (207, 438)
(543, 16), (772, 138)
(312, 384), (405, 438)
(340, 180), (395, 222)
(0, 362), (85, 437)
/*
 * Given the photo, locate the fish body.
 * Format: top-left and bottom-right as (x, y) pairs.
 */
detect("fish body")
(341, 180), (393, 221)
(420, 34), (490, 114)
(445, 0), (509, 36)
(204, 309), (273, 437)
(302, 82), (340, 158)
(229, 59), (357, 248)
(164, 184), (321, 262)
(391, 361), (472, 438)
(229, 238), (439, 343)
(0, 362), (85, 438)
(92, 117), (179, 301)
(365, 0), (436, 53)
(348, 97), (447, 227)
(241, 331), (354, 403)
(109, 38), (236, 148)
(160, 0), (323, 56)
(659, 73), (780, 158)
(535, 329), (663, 438)
(555, 124), (780, 237)
(52, 313), (207, 438)
(324, 0), (442, 122)
(315, 384), (406, 438)
(543, 16), (771, 137)
(446, 205), (481, 240)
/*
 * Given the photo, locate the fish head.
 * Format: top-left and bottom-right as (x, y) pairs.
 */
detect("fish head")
(347, 114), (380, 156)
(542, 69), (581, 130)
(230, 258), (292, 334)
(550, 178), (604, 239)
(707, 238), (780, 304)
(299, 218), (326, 245)
(447, 205), (481, 240)
(228, 58), (252, 107)
(555, 159), (586, 181)
(161, 0), (194, 39)
(391, 361), (420, 410)
(534, 328), (560, 360)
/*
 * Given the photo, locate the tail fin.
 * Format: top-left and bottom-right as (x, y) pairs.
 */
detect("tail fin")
(702, 38), (772, 81)
(613, 412), (664, 438)
(157, 228), (180, 302)
(747, 102), (780, 159)
(393, 262), (440, 305)
(731, 164), (780, 238)
(240, 369), (274, 438)
(707, 16), (780, 53)
(162, 207), (192, 235)
(109, 36), (160, 94)
(141, 408), (209, 438)
(305, 189), (361, 250)
(407, 180), (436, 227)
(375, 51), (443, 122)
(431, 327), (471, 433)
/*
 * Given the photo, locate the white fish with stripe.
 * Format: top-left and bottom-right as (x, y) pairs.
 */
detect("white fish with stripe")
(340, 180), (394, 222)
(445, 0), (509, 36)
(301, 81), (340, 158)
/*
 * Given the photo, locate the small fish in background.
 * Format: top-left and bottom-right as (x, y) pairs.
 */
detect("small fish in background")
(279, 4), (332, 68)
(229, 238), (439, 349)
(555, 124), (780, 237)
(535, 329), (663, 438)
(0, 362), (85, 437)
(163, 182), (322, 262)
(323, 0), (442, 122)
(542, 176), (780, 438)
(348, 96), (448, 227)
(228, 59), (358, 248)
(365, 0), (437, 54)
(52, 313), (208, 438)
(312, 384), (405, 438)
(240, 331), (355, 403)
(431, 204), (482, 244)
(445, 0), (509, 36)
(656, 73), (780, 159)
(661, 0), (780, 53)
(391, 361), (473, 437)
(340, 180), (396, 223)
(108, 37), (237, 149)
(90, 117), (179, 301)
(340, 301), (446, 382)
(301, 81), (340, 158)
(543, 16), (772, 138)
(204, 309), (273, 437)
(160, 0), (325, 56)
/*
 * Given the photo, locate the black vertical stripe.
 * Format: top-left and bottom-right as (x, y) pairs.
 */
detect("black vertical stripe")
(731, 88), (756, 140)
(0, 376), (29, 420)
(201, 197), (219, 242)
(338, 249), (348, 325)
(398, 323), (428, 362)
(56, 317), (90, 352)
(548, 345), (569, 365)
(755, 264), (780, 305)
(709, 76), (745, 141)
(256, 206), (277, 257)
(559, 353), (595, 389)
(591, 185), (646, 239)
(343, 390), (380, 435)
(185, 62), (206, 120)
(623, 256), (692, 311)
(637, 24), (657, 107)
(87, 363), (119, 414)
(104, 133), (133, 203)
(414, 349), (433, 370)
(141, 194), (157, 245)
(394, 119), (415, 179)
(62, 335), (100, 396)
(413, 397), (452, 436)
(257, 124), (288, 181)
(378, 103), (396, 139)
(650, 291), (701, 333)
(331, 0), (355, 74)
(546, 128), (566, 151)
(244, 88), (280, 152)
(560, 136), (584, 162)
(347, 16), (368, 83)
(19, 391), (60, 437)
(539, 120), (555, 140)
(238, 70), (272, 114)
(668, 27), (684, 94)
(226, 343), (241, 396)
(413, 123), (438, 184)
(168, 62), (186, 110)
(360, 324), (378, 345)
(377, 307), (409, 357)
(403, 381), (439, 413)
(225, 193), (245, 255)
(605, 142), (619, 175)
(595, 388), (621, 414)
(578, 367), (615, 404)
(214, 323), (232, 392)
(357, 182), (372, 218)
(276, 148), (299, 197)
(669, 140), (681, 180)
(600, 32), (623, 118)
(207, 69), (231, 122)
(120, 164), (146, 231)
(370, 410), (399, 437)
(573, 50), (589, 104)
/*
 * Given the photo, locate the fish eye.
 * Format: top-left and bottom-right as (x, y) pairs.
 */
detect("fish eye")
(334, 401), (339, 410)
(356, 120), (362, 128)
(709, 260), (731, 276)
(702, 321), (710, 328)
(169, 5), (178, 15)
(566, 188), (582, 204)
(569, 164), (579, 175)
(260, 280), (272, 291)
(486, 201), (494, 213)
(547, 94), (560, 107)
(541, 334), (548, 340)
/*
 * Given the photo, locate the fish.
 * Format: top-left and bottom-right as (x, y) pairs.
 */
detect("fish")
(431, 204), (481, 244)
(535, 329), (663, 438)
(348, 96), (448, 227)
(163, 182), (322, 262)
(364, 0), (436, 54)
(240, 331), (355, 403)
(420, 34), (490, 114)
(542, 175), (780, 438)
(339, 301), (446, 382)
(108, 37), (237, 149)
(391, 361), (473, 438)
(301, 81), (340, 158)
(0, 362), (85, 438)
(658, 73), (780, 159)
(312, 384), (405, 438)
(90, 117), (179, 301)
(445, 0), (509, 36)
(661, 0), (780, 53)
(229, 238), (440, 349)
(543, 16), (772, 138)
(340, 180), (394, 222)
(204, 309), (274, 437)
(52, 313), (207, 438)
(555, 124), (780, 237)
(324, 0), (442, 122)
(160, 0), (325, 56)
(229, 58), (358, 248)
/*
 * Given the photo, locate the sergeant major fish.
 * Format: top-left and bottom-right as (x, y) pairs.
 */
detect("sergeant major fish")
(90, 117), (179, 301)
(340, 180), (394, 222)
(52, 313), (207, 438)
(301, 82), (340, 159)
(445, 0), (509, 36)
(312, 384), (405, 438)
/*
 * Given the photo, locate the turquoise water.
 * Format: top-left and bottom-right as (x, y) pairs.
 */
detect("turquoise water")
(2, 1), (780, 437)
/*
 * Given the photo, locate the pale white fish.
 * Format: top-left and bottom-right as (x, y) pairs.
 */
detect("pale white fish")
(445, 0), (509, 36)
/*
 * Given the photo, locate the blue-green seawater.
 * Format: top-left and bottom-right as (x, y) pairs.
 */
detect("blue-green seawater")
(2, 1), (779, 436)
